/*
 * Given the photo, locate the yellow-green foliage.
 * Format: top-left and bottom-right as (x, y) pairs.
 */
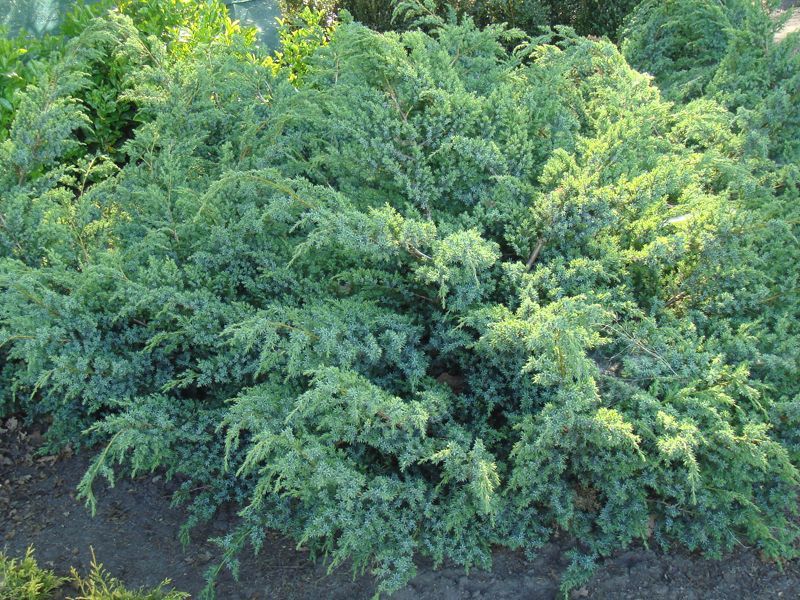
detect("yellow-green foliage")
(0, 548), (187, 600)
(0, 548), (64, 600)
(265, 7), (336, 82)
(0, 0), (256, 150)
(70, 551), (188, 600)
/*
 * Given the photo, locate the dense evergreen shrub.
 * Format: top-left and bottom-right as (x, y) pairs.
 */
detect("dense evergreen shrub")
(621, 0), (800, 409)
(620, 0), (734, 101)
(287, 0), (635, 38)
(549, 0), (639, 38)
(1, 1), (799, 597)
(266, 7), (336, 82)
(621, 0), (800, 153)
(283, 0), (550, 32)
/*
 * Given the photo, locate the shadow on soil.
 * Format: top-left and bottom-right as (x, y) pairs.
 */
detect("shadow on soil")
(2, 419), (800, 599)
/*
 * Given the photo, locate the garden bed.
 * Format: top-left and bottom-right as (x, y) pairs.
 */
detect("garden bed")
(3, 418), (799, 599)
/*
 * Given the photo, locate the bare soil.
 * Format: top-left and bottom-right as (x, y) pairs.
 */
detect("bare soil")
(3, 419), (800, 599)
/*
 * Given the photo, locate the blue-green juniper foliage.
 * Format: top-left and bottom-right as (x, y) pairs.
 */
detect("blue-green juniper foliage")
(1, 0), (799, 596)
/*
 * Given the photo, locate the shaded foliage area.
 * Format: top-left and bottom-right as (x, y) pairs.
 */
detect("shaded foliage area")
(1, 0), (799, 597)
(286, 0), (638, 38)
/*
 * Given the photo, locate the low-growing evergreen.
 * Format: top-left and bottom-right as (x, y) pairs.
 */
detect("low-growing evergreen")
(0, 548), (63, 600)
(0, 547), (187, 600)
(1, 0), (799, 597)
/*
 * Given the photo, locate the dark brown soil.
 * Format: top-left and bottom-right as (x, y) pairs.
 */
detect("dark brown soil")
(2, 418), (800, 600)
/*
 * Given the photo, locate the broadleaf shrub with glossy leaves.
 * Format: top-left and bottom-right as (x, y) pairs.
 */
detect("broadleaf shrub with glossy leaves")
(1, 1), (799, 597)
(0, 0), (255, 153)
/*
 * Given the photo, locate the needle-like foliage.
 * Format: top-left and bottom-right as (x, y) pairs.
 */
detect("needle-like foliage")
(1, 2), (799, 597)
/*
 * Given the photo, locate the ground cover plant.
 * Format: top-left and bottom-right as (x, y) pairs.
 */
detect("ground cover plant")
(0, 547), (187, 599)
(0, 548), (63, 600)
(1, 0), (799, 597)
